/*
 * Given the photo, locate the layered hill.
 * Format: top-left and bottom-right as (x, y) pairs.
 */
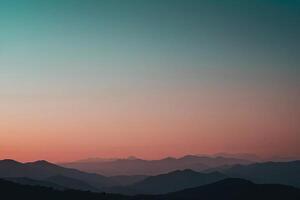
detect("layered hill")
(1, 178), (300, 200)
(223, 160), (300, 187)
(61, 155), (251, 176)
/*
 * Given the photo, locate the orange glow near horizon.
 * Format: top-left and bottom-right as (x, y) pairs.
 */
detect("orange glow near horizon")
(1, 86), (299, 163)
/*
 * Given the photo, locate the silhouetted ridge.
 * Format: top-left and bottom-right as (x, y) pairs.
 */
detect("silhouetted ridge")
(0, 159), (117, 190)
(223, 160), (300, 187)
(61, 155), (251, 176)
(161, 157), (176, 161)
(129, 169), (227, 194)
(180, 155), (203, 160)
(0, 159), (23, 166)
(164, 178), (300, 200)
(46, 175), (99, 192)
(3, 177), (66, 190)
(1, 178), (300, 200)
(209, 178), (253, 186)
(0, 159), (22, 164)
(168, 169), (197, 175)
(27, 160), (56, 166)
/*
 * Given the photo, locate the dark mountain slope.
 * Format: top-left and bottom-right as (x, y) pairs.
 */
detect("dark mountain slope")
(131, 169), (227, 194)
(0, 178), (128, 200)
(45, 175), (99, 192)
(223, 160), (300, 187)
(3, 177), (65, 190)
(158, 178), (300, 200)
(0, 159), (116, 189)
(109, 175), (148, 186)
(1, 178), (300, 200)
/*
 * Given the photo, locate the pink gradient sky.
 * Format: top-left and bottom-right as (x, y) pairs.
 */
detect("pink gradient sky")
(1, 0), (300, 162)
(1, 80), (299, 162)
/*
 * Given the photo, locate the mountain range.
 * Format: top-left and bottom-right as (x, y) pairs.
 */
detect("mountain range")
(60, 155), (252, 176)
(1, 158), (300, 195)
(126, 169), (227, 194)
(222, 160), (300, 187)
(0, 159), (228, 194)
(0, 159), (115, 191)
(158, 178), (300, 200)
(1, 178), (300, 200)
(102, 169), (227, 195)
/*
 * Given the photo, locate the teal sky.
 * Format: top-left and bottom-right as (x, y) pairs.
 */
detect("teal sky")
(0, 0), (299, 161)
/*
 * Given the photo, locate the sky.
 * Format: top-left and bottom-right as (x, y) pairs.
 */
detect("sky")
(0, 0), (299, 162)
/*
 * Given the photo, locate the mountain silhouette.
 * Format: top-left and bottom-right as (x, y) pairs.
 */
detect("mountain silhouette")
(0, 178), (127, 200)
(1, 178), (300, 200)
(209, 153), (261, 162)
(2, 158), (300, 197)
(0, 159), (116, 190)
(109, 175), (148, 186)
(223, 160), (300, 187)
(61, 155), (251, 176)
(159, 178), (300, 200)
(129, 169), (227, 194)
(45, 175), (99, 192)
(3, 177), (66, 190)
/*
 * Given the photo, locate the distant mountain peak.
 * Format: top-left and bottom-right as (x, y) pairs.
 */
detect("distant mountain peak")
(180, 155), (208, 160)
(162, 156), (176, 161)
(34, 160), (50, 164)
(71, 157), (119, 163)
(0, 159), (22, 164)
(60, 154), (252, 176)
(26, 160), (55, 166)
(127, 156), (139, 160)
(182, 169), (196, 172)
(170, 169), (198, 174)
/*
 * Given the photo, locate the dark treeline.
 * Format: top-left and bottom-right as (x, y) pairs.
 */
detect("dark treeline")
(1, 178), (300, 200)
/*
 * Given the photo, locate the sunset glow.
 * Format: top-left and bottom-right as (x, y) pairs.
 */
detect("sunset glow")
(0, 0), (299, 162)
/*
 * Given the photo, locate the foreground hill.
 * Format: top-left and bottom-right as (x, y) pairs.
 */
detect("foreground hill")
(1, 178), (300, 200)
(160, 178), (300, 200)
(223, 160), (300, 187)
(61, 155), (251, 176)
(0, 178), (127, 200)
